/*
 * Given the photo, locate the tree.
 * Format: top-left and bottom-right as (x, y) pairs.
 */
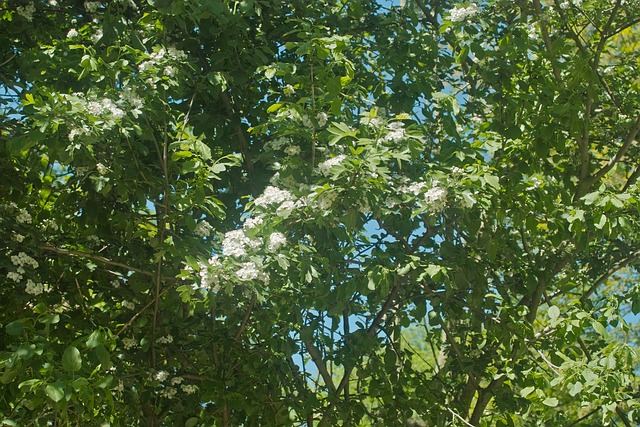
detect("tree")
(1, 0), (640, 425)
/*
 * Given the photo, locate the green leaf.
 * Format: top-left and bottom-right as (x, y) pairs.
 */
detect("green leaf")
(62, 346), (82, 372)
(185, 418), (199, 427)
(86, 330), (104, 349)
(568, 381), (583, 396)
(520, 386), (535, 398)
(592, 320), (608, 339)
(548, 306), (560, 321)
(5, 320), (24, 336)
(45, 382), (65, 402)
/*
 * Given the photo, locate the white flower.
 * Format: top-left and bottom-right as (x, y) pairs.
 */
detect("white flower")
(383, 122), (405, 143)
(198, 256), (221, 290)
(122, 337), (138, 350)
(16, 209), (32, 224)
(160, 387), (177, 399)
(268, 232), (287, 252)
(424, 186), (447, 212)
(111, 279), (120, 288)
(560, 1), (570, 8)
(91, 29), (103, 44)
(284, 145), (301, 156)
(11, 252), (39, 269)
(84, 1), (100, 13)
(267, 137), (290, 151)
(156, 335), (174, 344)
(170, 376), (184, 385)
(222, 229), (251, 257)
(67, 29), (79, 38)
(25, 280), (44, 295)
(236, 261), (269, 283)
(182, 384), (198, 394)
(316, 191), (338, 210)
(121, 300), (136, 310)
(317, 112), (328, 127)
(164, 65), (176, 76)
(253, 186), (294, 208)
(317, 154), (346, 176)
(449, 3), (480, 22)
(16, 3), (35, 21)
(7, 272), (23, 282)
(283, 84), (295, 96)
(113, 381), (124, 392)
(96, 163), (109, 175)
(401, 181), (426, 195)
(243, 216), (263, 229)
(194, 220), (213, 238)
(155, 371), (169, 382)
(367, 117), (384, 127)
(13, 234), (25, 243)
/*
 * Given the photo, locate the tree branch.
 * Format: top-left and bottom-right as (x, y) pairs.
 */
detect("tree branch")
(41, 244), (163, 279)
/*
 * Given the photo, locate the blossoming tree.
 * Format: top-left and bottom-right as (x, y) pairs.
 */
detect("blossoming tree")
(2, 0), (640, 425)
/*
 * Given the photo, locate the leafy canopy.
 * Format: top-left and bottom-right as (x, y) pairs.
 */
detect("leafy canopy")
(2, 0), (640, 426)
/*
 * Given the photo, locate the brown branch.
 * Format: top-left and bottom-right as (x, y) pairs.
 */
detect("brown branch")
(234, 294), (256, 340)
(591, 114), (640, 184)
(302, 337), (336, 394)
(533, 0), (564, 88)
(318, 279), (402, 426)
(581, 250), (640, 303)
(41, 244), (158, 278)
(115, 288), (170, 337)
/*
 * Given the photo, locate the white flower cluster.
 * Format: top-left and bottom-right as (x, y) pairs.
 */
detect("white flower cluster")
(236, 261), (269, 283)
(122, 337), (138, 350)
(16, 3), (35, 21)
(383, 121), (405, 143)
(424, 185), (448, 212)
(40, 218), (59, 231)
(560, 0), (581, 8)
(301, 112), (329, 128)
(156, 371), (170, 382)
(13, 233), (25, 243)
(284, 145), (301, 156)
(253, 186), (294, 208)
(67, 29), (79, 38)
(84, 1), (101, 13)
(138, 46), (187, 76)
(401, 181), (427, 195)
(222, 229), (262, 257)
(316, 190), (339, 210)
(283, 84), (295, 96)
(87, 98), (125, 120)
(181, 384), (198, 394)
(194, 220), (213, 238)
(317, 154), (346, 176)
(268, 232), (287, 252)
(96, 163), (109, 175)
(11, 252), (39, 269)
(25, 279), (44, 296)
(266, 137), (291, 151)
(91, 29), (103, 44)
(449, 3), (480, 22)
(197, 256), (221, 290)
(156, 335), (174, 344)
(121, 300), (136, 310)
(16, 208), (32, 224)
(243, 216), (263, 229)
(160, 387), (177, 399)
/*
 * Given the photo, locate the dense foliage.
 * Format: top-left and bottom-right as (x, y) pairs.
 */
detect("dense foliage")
(2, 0), (640, 425)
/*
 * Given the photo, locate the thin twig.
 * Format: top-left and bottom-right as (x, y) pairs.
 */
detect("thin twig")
(41, 244), (159, 278)
(234, 294), (256, 340)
